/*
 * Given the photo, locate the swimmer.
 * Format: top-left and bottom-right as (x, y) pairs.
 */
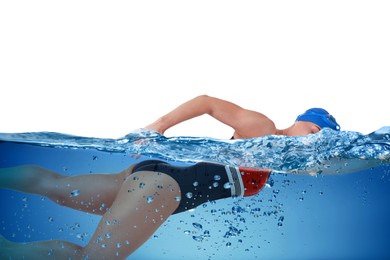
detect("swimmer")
(146, 95), (340, 138)
(0, 95), (340, 259)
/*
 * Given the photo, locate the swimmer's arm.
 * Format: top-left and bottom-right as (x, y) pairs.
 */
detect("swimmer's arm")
(317, 158), (385, 175)
(146, 95), (238, 134)
(145, 95), (273, 137)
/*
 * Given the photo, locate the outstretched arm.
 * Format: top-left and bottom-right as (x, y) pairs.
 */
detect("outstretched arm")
(145, 95), (276, 138)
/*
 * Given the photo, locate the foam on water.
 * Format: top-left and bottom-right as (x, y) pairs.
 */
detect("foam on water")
(1, 127), (389, 174)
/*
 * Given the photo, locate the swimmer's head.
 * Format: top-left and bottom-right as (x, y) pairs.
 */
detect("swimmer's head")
(296, 108), (340, 131)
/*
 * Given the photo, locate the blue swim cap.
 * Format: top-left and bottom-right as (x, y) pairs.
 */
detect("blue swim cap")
(296, 108), (340, 131)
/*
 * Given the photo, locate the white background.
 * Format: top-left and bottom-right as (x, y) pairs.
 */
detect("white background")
(1, 1), (389, 139)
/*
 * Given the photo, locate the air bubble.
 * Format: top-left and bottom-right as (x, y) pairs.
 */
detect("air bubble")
(232, 206), (245, 214)
(76, 233), (88, 241)
(224, 226), (241, 238)
(95, 236), (103, 244)
(146, 195), (154, 203)
(186, 192), (193, 199)
(193, 181), (199, 187)
(192, 223), (203, 230)
(192, 235), (204, 242)
(223, 182), (232, 189)
(214, 175), (221, 181)
(70, 189), (80, 197)
(278, 216), (284, 227)
(267, 178), (274, 187)
(212, 182), (219, 188)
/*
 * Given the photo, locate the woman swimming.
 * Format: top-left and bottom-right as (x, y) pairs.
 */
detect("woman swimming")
(0, 95), (340, 259)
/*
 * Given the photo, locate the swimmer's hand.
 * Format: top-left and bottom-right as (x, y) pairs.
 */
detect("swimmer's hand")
(129, 126), (164, 160)
(144, 121), (165, 135)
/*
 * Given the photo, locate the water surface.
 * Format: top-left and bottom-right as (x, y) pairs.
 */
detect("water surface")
(1, 128), (389, 259)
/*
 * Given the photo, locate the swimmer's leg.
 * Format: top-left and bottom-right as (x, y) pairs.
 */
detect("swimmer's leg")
(0, 234), (83, 260)
(83, 170), (181, 258)
(1, 171), (180, 259)
(0, 165), (135, 215)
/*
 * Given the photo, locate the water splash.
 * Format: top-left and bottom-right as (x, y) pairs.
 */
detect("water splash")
(1, 127), (389, 175)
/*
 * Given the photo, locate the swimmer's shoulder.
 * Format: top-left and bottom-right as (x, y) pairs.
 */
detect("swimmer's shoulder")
(233, 116), (277, 139)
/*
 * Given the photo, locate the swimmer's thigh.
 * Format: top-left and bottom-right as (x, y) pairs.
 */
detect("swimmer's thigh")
(83, 171), (180, 258)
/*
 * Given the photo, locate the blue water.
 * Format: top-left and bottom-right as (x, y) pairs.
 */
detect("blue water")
(1, 128), (390, 259)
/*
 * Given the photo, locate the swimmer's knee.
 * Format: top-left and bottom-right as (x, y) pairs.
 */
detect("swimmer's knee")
(17, 165), (60, 191)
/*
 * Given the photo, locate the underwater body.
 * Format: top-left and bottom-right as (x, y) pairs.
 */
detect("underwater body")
(1, 128), (390, 259)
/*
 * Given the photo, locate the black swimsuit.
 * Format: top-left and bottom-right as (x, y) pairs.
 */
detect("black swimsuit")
(132, 160), (270, 214)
